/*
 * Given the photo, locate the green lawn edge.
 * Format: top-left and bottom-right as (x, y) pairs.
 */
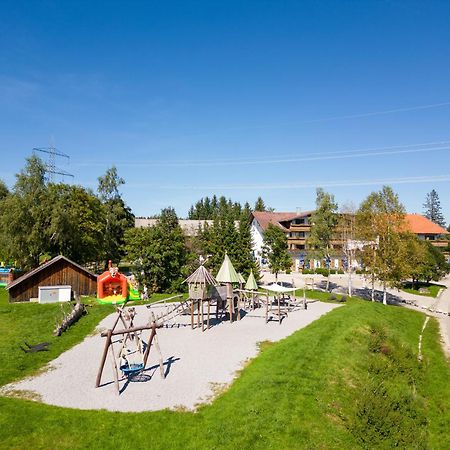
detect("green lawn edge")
(0, 293), (449, 449)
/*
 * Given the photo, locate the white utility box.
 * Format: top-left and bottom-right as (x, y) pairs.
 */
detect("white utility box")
(38, 285), (72, 304)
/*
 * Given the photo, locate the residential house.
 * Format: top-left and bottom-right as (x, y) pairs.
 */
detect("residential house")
(251, 211), (449, 272)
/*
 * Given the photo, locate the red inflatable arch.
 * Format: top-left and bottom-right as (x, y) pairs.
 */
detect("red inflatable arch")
(97, 261), (128, 299)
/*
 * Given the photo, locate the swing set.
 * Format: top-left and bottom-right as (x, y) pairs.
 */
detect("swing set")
(95, 298), (192, 394)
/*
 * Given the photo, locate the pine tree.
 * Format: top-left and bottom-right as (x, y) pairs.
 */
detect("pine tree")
(254, 196), (266, 212)
(423, 189), (446, 227)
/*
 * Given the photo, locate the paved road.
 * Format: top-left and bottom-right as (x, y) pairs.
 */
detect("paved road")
(261, 271), (450, 357)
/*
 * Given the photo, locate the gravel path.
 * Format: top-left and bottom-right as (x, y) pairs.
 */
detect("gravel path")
(1, 301), (339, 412)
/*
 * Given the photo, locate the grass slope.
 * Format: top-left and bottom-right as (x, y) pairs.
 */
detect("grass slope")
(0, 289), (449, 449)
(402, 282), (445, 298)
(0, 288), (114, 386)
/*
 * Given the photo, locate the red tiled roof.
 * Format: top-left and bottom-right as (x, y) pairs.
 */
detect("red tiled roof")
(251, 211), (312, 231)
(404, 214), (448, 235)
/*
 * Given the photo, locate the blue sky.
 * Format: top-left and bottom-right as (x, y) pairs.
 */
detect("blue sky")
(1, 0), (450, 222)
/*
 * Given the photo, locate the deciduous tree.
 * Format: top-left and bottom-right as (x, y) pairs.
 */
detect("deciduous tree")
(47, 184), (104, 264)
(0, 179), (8, 201)
(356, 186), (408, 305)
(307, 188), (338, 290)
(97, 166), (134, 267)
(0, 156), (50, 269)
(125, 207), (190, 293)
(262, 223), (292, 281)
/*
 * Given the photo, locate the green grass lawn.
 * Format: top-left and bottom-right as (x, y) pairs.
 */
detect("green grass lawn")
(402, 282), (445, 298)
(0, 287), (449, 449)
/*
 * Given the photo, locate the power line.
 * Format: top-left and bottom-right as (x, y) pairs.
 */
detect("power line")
(114, 173), (450, 191)
(33, 146), (74, 182)
(74, 139), (450, 168)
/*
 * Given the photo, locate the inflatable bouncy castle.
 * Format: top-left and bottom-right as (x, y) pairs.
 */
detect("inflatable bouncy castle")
(97, 261), (140, 304)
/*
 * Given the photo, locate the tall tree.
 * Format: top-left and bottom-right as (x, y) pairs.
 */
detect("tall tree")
(339, 203), (357, 296)
(0, 156), (50, 269)
(0, 179), (9, 201)
(196, 208), (257, 277)
(97, 166), (134, 267)
(254, 196), (266, 212)
(356, 186), (408, 305)
(262, 223), (292, 281)
(125, 207), (190, 292)
(423, 189), (446, 227)
(306, 188), (338, 290)
(47, 184), (104, 264)
(188, 195), (246, 220)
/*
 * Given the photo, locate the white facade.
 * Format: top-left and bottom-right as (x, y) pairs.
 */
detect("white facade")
(250, 218), (266, 263)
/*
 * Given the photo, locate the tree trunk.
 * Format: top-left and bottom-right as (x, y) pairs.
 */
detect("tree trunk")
(326, 267), (330, 292)
(54, 301), (85, 336)
(348, 268), (352, 297)
(371, 272), (375, 302)
(382, 282), (387, 305)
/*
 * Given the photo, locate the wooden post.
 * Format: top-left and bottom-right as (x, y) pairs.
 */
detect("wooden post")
(109, 338), (120, 395)
(153, 334), (165, 379)
(227, 283), (233, 323)
(191, 300), (195, 329)
(277, 295), (281, 324)
(265, 292), (269, 323)
(201, 299), (205, 332)
(196, 300), (200, 328)
(143, 323), (157, 367)
(96, 329), (112, 388)
(237, 291), (241, 321)
(207, 300), (210, 330)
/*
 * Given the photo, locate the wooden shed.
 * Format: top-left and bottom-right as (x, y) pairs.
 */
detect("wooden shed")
(6, 255), (97, 303)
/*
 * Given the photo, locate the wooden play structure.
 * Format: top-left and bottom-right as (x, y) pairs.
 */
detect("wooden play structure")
(215, 253), (241, 323)
(184, 263), (218, 331)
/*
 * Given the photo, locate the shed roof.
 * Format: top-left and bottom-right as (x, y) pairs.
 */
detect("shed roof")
(6, 255), (97, 291)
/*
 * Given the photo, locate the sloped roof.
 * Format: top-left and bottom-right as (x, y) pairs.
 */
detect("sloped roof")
(184, 265), (217, 285)
(6, 255), (97, 290)
(245, 270), (258, 291)
(216, 254), (240, 283)
(237, 272), (246, 284)
(404, 214), (448, 235)
(251, 211), (312, 232)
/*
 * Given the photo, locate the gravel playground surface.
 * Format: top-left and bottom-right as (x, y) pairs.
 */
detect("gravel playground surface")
(1, 301), (340, 412)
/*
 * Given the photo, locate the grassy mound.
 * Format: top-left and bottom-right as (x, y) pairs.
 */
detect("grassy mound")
(0, 289), (448, 449)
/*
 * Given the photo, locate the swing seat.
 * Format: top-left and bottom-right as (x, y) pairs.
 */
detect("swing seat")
(120, 362), (144, 376)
